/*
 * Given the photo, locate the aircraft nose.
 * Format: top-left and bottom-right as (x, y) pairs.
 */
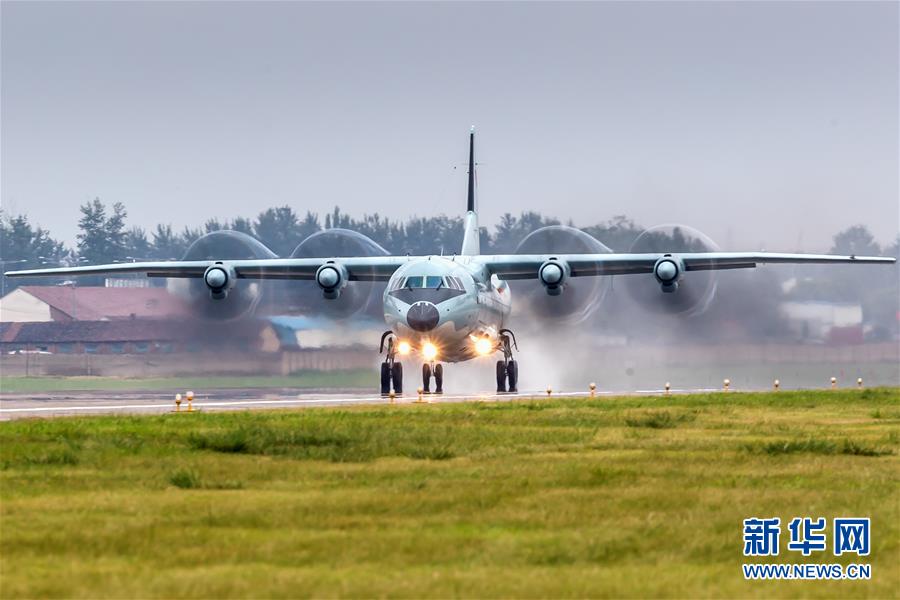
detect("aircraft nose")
(407, 301), (440, 332)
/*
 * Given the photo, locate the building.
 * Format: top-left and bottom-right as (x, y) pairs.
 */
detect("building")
(780, 301), (864, 344)
(0, 286), (190, 322)
(0, 318), (275, 355)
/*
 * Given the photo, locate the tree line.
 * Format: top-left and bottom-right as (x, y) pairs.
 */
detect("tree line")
(1, 199), (656, 267)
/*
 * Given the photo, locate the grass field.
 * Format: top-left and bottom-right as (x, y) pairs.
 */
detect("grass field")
(0, 369), (372, 394)
(1, 388), (898, 598)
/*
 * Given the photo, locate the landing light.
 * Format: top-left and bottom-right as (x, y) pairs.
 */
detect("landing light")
(422, 342), (438, 361)
(475, 337), (493, 356)
(398, 340), (411, 355)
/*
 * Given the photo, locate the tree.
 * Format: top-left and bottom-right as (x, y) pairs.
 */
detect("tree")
(830, 225), (881, 256)
(76, 198), (129, 264)
(105, 202), (128, 261)
(490, 211), (560, 253)
(582, 215), (644, 252)
(150, 224), (184, 259)
(231, 217), (255, 236)
(124, 227), (152, 260)
(0, 212), (68, 294)
(254, 206), (301, 256)
(76, 198), (108, 264)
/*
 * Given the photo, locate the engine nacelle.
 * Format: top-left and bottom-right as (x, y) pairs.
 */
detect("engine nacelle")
(315, 262), (349, 299)
(653, 255), (683, 293)
(203, 263), (237, 299)
(538, 259), (569, 296)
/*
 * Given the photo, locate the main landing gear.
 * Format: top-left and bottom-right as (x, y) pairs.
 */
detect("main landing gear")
(379, 332), (403, 396)
(496, 329), (519, 393)
(423, 362), (443, 394)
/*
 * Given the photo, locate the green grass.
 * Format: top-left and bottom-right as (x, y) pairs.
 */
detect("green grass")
(0, 369), (372, 393)
(1, 388), (898, 598)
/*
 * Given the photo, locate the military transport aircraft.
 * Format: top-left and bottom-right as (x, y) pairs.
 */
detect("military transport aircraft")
(6, 130), (896, 394)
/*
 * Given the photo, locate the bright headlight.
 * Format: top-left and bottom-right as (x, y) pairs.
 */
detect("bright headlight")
(398, 340), (411, 355)
(422, 342), (438, 361)
(475, 337), (493, 356)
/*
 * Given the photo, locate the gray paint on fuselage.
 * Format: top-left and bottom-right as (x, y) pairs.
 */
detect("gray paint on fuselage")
(382, 256), (511, 362)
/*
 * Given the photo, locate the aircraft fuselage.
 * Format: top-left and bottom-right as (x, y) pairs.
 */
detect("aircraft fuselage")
(383, 256), (511, 363)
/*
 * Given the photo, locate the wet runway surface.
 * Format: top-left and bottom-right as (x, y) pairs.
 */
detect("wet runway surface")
(0, 386), (722, 420)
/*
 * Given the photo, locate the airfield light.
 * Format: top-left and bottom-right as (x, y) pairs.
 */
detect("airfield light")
(857, 377), (863, 389)
(422, 342), (438, 361)
(774, 379), (780, 391)
(475, 337), (493, 356)
(589, 382), (596, 397)
(830, 376), (837, 389)
(723, 379), (730, 392)
(397, 340), (411, 355)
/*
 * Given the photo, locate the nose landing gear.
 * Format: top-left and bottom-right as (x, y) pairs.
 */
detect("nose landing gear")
(379, 331), (403, 396)
(496, 329), (519, 393)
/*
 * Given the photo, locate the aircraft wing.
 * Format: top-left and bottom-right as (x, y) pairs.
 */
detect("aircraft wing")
(482, 252), (896, 280)
(3, 256), (415, 282)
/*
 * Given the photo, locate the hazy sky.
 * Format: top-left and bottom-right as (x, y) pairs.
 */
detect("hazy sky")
(2, 1), (898, 252)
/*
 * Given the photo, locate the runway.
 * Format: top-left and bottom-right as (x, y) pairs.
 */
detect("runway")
(0, 386), (721, 420)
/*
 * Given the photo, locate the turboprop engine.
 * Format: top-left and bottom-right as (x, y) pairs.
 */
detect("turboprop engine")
(622, 224), (719, 316)
(512, 225), (613, 324)
(168, 230), (277, 320)
(290, 228), (389, 318)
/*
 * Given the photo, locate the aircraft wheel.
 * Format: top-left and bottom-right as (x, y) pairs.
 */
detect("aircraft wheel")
(422, 363), (432, 393)
(496, 360), (507, 393)
(380, 362), (391, 395)
(506, 360), (518, 393)
(391, 362), (403, 394)
(434, 363), (443, 394)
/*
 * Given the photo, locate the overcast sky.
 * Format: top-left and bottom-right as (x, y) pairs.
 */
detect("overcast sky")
(2, 1), (897, 252)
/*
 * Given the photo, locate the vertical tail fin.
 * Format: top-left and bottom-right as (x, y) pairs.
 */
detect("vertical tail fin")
(460, 127), (480, 255)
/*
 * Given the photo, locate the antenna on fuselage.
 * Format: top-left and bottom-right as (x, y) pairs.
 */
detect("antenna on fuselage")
(467, 126), (476, 213)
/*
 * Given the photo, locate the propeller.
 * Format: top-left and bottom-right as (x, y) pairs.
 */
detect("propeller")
(169, 230), (277, 320)
(512, 225), (612, 324)
(623, 224), (719, 316)
(290, 228), (389, 318)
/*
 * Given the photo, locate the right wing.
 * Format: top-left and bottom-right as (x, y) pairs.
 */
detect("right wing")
(481, 252), (896, 280)
(4, 256), (417, 282)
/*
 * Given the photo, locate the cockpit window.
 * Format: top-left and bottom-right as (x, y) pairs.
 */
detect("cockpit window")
(395, 275), (457, 290)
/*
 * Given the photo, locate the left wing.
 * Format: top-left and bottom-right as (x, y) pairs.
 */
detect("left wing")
(482, 252), (896, 280)
(4, 256), (416, 282)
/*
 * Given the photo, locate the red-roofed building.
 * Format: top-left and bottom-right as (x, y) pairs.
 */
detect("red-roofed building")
(0, 318), (275, 355)
(0, 286), (190, 322)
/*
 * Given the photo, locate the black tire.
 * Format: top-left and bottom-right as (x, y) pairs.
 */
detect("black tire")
(507, 360), (518, 393)
(380, 362), (391, 395)
(422, 362), (432, 393)
(391, 362), (403, 394)
(434, 363), (443, 394)
(496, 360), (507, 393)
